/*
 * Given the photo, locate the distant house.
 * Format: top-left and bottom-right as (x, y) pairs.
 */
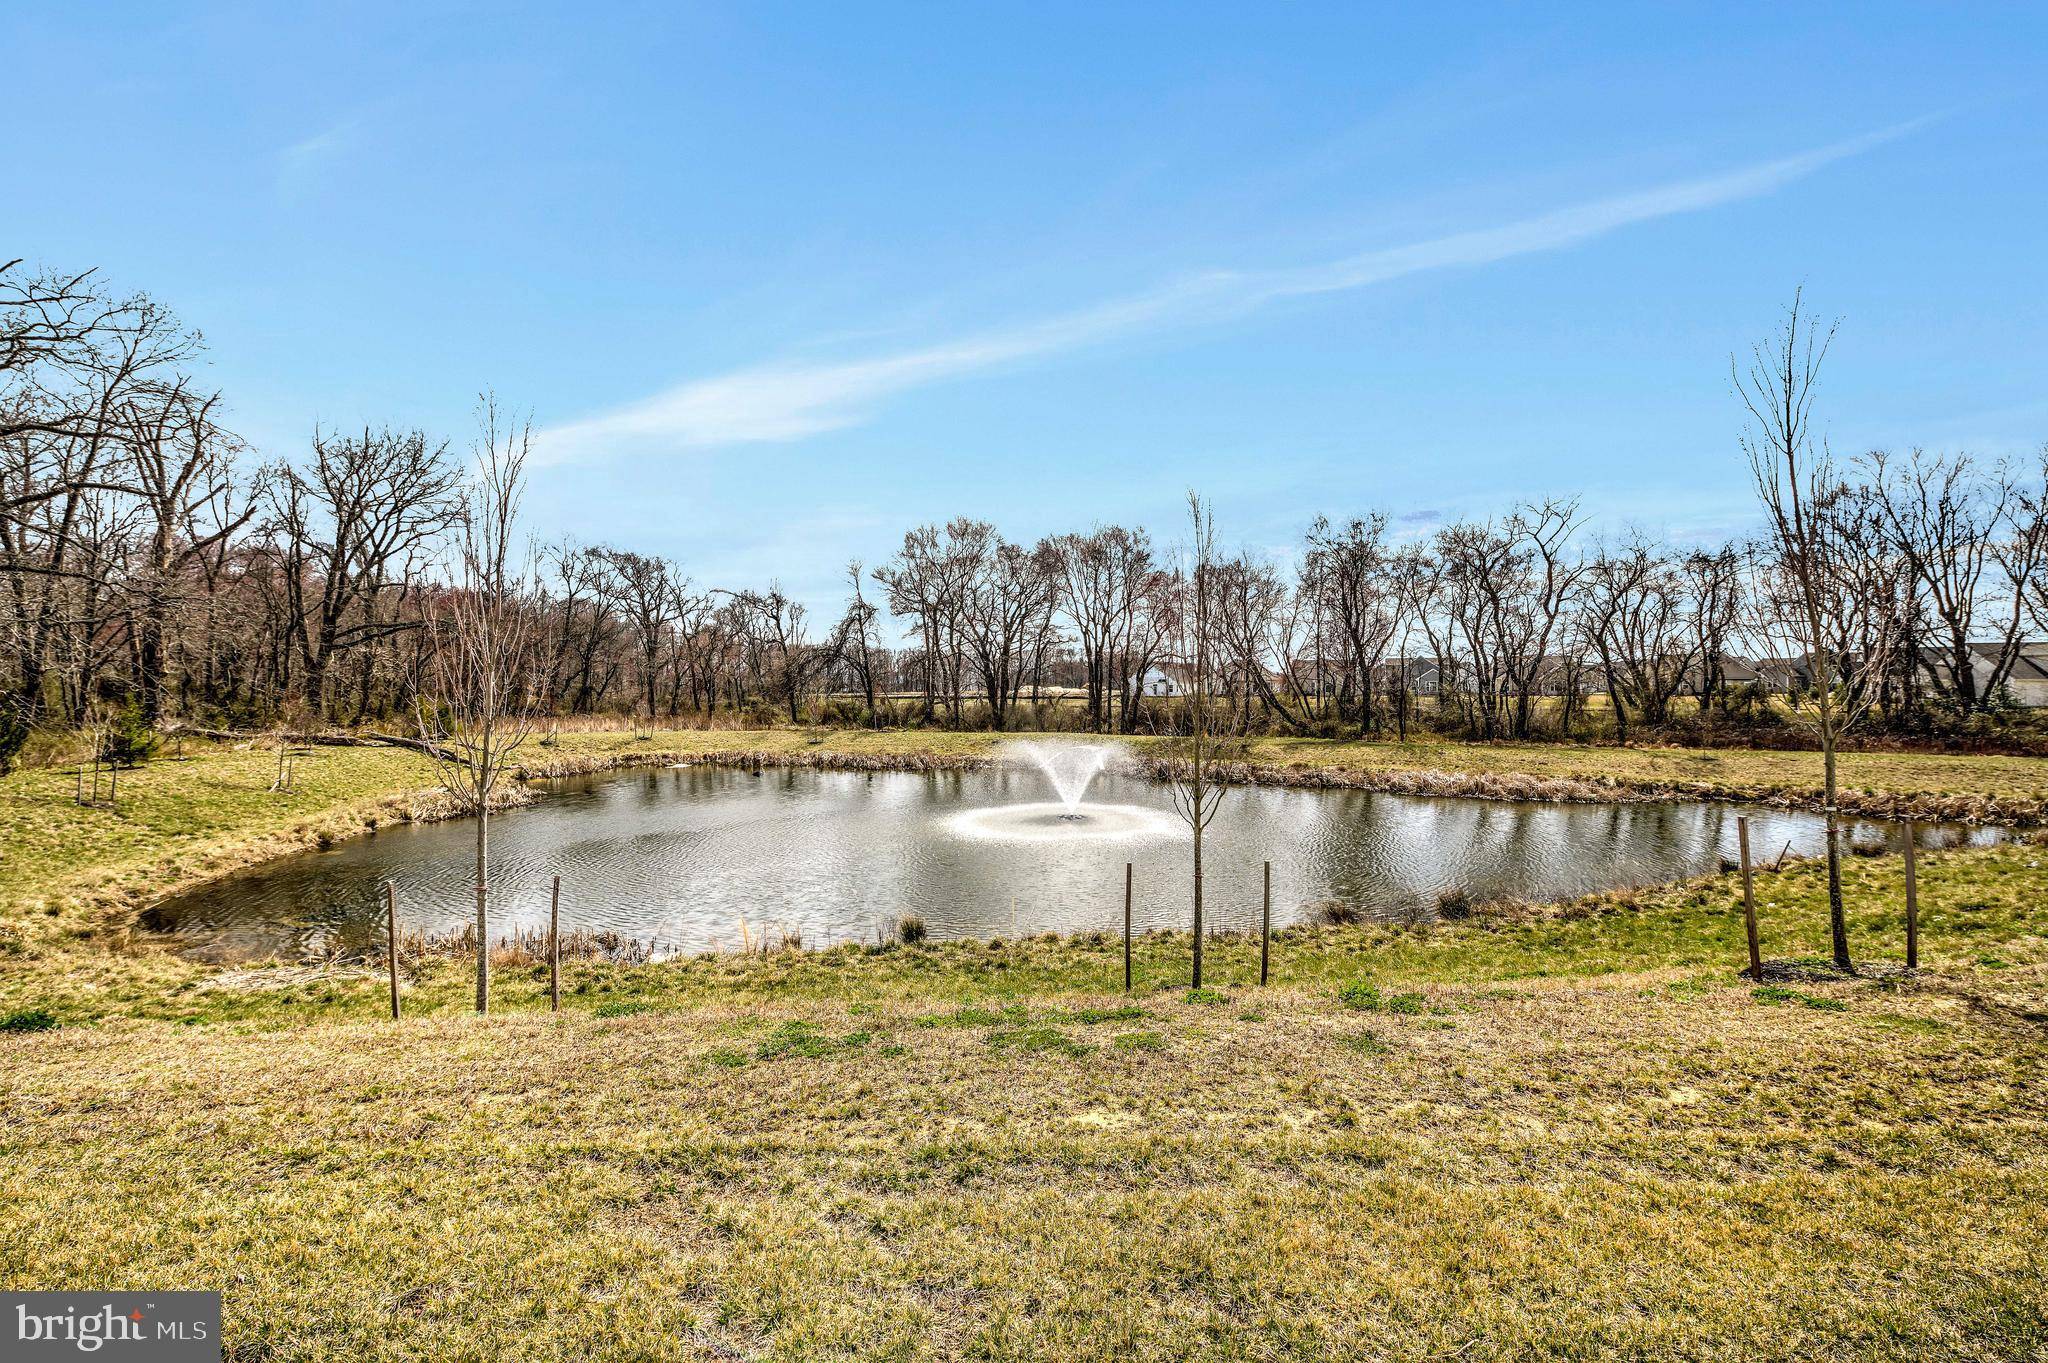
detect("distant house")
(1917, 641), (2048, 708)
(1752, 657), (1813, 694)
(1680, 655), (1762, 693)
(1717, 656), (1763, 687)
(1371, 656), (1449, 697)
(1134, 662), (1197, 697)
(2003, 646), (2048, 707)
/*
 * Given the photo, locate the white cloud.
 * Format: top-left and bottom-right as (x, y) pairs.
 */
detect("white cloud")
(537, 120), (1927, 464)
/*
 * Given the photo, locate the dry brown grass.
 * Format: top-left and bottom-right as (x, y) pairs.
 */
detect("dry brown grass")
(5, 970), (2045, 1360)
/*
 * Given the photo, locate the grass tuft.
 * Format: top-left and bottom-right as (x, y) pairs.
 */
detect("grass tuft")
(0, 1006), (58, 1033)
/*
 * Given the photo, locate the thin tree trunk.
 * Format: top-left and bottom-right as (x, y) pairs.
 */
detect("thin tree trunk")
(1191, 811), (1204, 988)
(1191, 701), (1205, 988)
(1822, 731), (1849, 970)
(475, 802), (490, 1012)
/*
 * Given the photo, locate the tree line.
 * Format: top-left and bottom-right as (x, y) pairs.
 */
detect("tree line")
(7, 260), (2048, 768)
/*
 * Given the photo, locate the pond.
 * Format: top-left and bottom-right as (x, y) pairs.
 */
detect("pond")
(150, 759), (2006, 960)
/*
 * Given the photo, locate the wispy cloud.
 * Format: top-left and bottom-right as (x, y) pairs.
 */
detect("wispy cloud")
(275, 112), (372, 198)
(538, 121), (1926, 463)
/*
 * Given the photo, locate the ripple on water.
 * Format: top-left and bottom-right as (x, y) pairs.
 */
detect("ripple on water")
(942, 801), (1183, 843)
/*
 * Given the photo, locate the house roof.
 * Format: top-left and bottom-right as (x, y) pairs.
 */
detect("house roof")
(1965, 641), (2048, 682)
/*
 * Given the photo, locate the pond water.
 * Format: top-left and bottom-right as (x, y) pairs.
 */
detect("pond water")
(150, 761), (2006, 960)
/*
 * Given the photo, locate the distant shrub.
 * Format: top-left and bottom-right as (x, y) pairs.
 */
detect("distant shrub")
(0, 1007), (59, 1034)
(99, 706), (160, 768)
(896, 913), (928, 945)
(1434, 887), (1474, 920)
(817, 698), (870, 727)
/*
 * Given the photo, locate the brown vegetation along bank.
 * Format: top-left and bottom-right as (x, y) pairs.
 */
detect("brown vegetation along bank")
(1122, 753), (2048, 827)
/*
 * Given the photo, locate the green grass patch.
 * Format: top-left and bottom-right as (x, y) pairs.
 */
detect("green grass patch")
(0, 1006), (58, 1033)
(986, 1025), (1091, 1057)
(755, 1020), (871, 1061)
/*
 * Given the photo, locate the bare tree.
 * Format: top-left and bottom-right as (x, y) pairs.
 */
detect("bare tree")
(596, 548), (680, 723)
(1681, 544), (1745, 726)
(1159, 492), (1230, 988)
(735, 585), (819, 723)
(265, 426), (460, 719)
(1865, 447), (2032, 715)
(1581, 534), (1696, 736)
(1499, 500), (1587, 739)
(1211, 551), (1314, 733)
(875, 523), (969, 726)
(1738, 293), (1891, 970)
(2006, 445), (2048, 652)
(958, 536), (1058, 731)
(116, 382), (259, 721)
(413, 395), (542, 1013)
(830, 561), (884, 723)
(1303, 514), (1400, 730)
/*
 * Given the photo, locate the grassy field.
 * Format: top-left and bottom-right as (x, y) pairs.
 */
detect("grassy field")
(5, 855), (2045, 1359)
(4, 725), (2047, 1357)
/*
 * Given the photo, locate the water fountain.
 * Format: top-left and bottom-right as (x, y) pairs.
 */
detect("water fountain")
(941, 740), (1179, 842)
(1011, 740), (1112, 819)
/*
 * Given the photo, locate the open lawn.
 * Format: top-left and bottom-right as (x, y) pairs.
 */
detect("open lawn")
(6, 897), (2046, 1359)
(4, 726), (2047, 1358)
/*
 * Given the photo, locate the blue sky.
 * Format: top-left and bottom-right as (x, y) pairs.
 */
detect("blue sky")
(10, 3), (2047, 615)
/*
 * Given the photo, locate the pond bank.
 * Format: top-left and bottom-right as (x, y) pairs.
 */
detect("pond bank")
(511, 741), (2048, 826)
(4, 726), (2045, 968)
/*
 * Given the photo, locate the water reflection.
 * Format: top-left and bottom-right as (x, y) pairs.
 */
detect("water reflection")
(151, 765), (2005, 958)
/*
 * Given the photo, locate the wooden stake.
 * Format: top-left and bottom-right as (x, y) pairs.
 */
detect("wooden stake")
(1903, 822), (1919, 971)
(1122, 862), (1133, 995)
(1738, 816), (1761, 982)
(386, 882), (400, 1021)
(1259, 860), (1272, 987)
(550, 874), (562, 1011)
